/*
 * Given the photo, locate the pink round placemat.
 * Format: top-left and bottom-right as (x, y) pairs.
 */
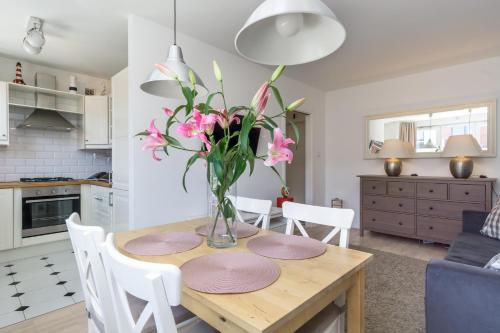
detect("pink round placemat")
(124, 232), (202, 256)
(181, 252), (280, 294)
(247, 234), (327, 260)
(195, 222), (259, 239)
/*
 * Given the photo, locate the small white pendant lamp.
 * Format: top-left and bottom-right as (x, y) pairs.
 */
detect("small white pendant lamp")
(140, 0), (207, 98)
(235, 0), (346, 65)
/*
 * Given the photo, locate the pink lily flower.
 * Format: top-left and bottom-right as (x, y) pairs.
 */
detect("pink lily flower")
(264, 128), (295, 167)
(193, 109), (217, 135)
(251, 82), (270, 119)
(176, 109), (216, 152)
(142, 119), (167, 161)
(216, 109), (240, 128)
(163, 107), (174, 117)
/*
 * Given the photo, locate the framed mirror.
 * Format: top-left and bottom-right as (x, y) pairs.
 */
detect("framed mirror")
(364, 100), (497, 159)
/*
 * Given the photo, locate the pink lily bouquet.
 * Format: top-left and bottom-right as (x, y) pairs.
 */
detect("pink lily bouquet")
(138, 62), (304, 248)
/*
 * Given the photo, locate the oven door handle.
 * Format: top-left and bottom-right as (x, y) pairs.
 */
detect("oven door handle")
(25, 196), (80, 204)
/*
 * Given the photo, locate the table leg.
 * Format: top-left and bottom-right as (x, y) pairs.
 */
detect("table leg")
(346, 269), (365, 333)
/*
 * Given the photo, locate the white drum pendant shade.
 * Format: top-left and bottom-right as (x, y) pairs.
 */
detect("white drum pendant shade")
(140, 45), (207, 99)
(235, 0), (346, 65)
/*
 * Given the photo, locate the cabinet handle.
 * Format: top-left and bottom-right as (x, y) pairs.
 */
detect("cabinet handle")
(429, 189), (434, 193)
(398, 188), (403, 191)
(94, 197), (103, 201)
(371, 218), (376, 222)
(398, 203), (403, 207)
(398, 222), (403, 226)
(1, 134), (5, 137)
(429, 206), (434, 210)
(372, 201), (376, 204)
(465, 191), (470, 195)
(109, 192), (113, 207)
(429, 226), (434, 230)
(372, 186), (376, 190)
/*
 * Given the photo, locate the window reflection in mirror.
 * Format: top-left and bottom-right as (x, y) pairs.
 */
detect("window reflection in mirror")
(365, 101), (496, 158)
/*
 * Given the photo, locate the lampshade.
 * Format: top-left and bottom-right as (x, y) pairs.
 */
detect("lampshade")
(442, 135), (482, 157)
(140, 45), (208, 99)
(378, 139), (413, 159)
(234, 0), (346, 65)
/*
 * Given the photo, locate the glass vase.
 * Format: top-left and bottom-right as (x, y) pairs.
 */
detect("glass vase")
(207, 164), (237, 248)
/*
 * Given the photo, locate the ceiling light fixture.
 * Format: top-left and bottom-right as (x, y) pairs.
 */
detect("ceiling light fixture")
(235, 0), (346, 65)
(140, 0), (207, 98)
(23, 17), (45, 55)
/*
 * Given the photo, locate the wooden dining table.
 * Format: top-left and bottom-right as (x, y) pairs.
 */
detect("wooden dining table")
(114, 218), (373, 333)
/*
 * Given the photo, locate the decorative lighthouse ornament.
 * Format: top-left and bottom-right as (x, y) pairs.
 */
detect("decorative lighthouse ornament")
(13, 62), (26, 85)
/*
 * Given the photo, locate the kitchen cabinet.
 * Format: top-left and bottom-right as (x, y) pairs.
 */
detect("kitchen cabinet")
(112, 188), (128, 232)
(0, 82), (9, 145)
(0, 189), (14, 250)
(84, 95), (111, 149)
(81, 185), (113, 233)
(111, 68), (129, 190)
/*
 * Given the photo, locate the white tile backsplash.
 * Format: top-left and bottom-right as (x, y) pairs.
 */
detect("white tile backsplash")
(0, 110), (111, 181)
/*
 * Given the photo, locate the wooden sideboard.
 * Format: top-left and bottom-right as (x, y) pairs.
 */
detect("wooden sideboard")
(358, 175), (496, 244)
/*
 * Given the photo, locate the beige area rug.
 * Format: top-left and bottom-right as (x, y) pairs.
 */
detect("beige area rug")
(354, 247), (427, 333)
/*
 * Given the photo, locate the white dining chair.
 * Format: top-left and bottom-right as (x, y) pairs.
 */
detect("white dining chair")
(101, 233), (216, 333)
(282, 202), (355, 333)
(229, 195), (272, 229)
(66, 213), (118, 333)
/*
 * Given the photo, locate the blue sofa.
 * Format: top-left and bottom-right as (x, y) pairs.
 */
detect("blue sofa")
(426, 211), (500, 333)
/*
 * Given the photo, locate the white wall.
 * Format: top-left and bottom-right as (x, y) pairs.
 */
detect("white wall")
(0, 55), (112, 180)
(128, 16), (325, 229)
(325, 56), (500, 228)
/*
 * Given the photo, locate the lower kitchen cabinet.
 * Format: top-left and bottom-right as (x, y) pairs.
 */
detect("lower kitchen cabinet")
(0, 189), (14, 250)
(81, 185), (113, 233)
(112, 188), (129, 232)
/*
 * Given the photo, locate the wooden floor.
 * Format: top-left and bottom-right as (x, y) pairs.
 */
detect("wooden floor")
(0, 229), (448, 333)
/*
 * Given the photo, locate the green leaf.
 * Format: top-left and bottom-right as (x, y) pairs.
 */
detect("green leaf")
(213, 60), (223, 82)
(270, 165), (287, 188)
(188, 69), (197, 86)
(165, 135), (182, 147)
(247, 148), (255, 176)
(262, 115), (278, 128)
(135, 131), (149, 137)
(231, 157), (247, 185)
(270, 86), (284, 111)
(270, 65), (286, 82)
(182, 87), (194, 114)
(204, 92), (219, 114)
(287, 119), (300, 145)
(182, 154), (200, 192)
(238, 113), (255, 154)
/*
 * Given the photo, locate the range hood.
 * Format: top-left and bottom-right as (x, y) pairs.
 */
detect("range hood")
(17, 109), (75, 131)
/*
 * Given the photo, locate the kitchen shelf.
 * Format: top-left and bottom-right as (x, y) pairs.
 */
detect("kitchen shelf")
(8, 102), (83, 115)
(8, 83), (85, 99)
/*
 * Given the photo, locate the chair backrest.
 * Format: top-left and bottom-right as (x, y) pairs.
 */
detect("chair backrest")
(282, 202), (354, 247)
(101, 233), (182, 333)
(66, 213), (117, 332)
(229, 196), (272, 229)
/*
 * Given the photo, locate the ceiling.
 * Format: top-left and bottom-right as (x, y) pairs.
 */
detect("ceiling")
(2, 0), (500, 90)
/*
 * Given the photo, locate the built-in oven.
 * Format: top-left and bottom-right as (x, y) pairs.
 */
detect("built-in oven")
(21, 185), (80, 238)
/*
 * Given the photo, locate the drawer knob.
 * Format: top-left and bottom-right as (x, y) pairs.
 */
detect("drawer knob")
(429, 206), (434, 210)
(398, 203), (403, 207)
(372, 201), (376, 204)
(429, 226), (434, 230)
(372, 218), (376, 222)
(372, 186), (376, 190)
(398, 222), (403, 226)
(429, 189), (434, 193)
(399, 188), (403, 191)
(465, 191), (470, 195)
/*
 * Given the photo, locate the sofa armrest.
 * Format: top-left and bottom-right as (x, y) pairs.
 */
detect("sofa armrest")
(462, 210), (489, 234)
(426, 259), (500, 333)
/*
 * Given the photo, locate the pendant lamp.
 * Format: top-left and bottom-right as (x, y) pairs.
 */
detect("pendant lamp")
(140, 0), (207, 98)
(235, 0), (346, 65)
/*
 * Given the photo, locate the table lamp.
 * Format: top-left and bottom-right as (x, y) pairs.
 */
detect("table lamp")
(442, 134), (481, 179)
(378, 139), (413, 177)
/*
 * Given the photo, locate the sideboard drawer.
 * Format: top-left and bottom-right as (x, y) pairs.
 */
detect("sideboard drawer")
(364, 210), (415, 236)
(388, 181), (415, 197)
(364, 195), (415, 213)
(449, 184), (485, 203)
(417, 183), (448, 200)
(363, 180), (386, 195)
(417, 199), (484, 219)
(417, 216), (462, 244)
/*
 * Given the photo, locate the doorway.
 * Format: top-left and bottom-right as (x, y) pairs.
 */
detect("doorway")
(286, 111), (307, 203)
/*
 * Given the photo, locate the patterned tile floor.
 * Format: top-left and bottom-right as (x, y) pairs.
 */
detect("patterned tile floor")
(0, 250), (83, 328)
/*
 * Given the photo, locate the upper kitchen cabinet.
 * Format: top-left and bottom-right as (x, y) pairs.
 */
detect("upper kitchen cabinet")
(0, 82), (9, 145)
(84, 95), (111, 149)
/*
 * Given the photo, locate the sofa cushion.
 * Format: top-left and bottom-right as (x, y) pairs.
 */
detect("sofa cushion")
(445, 232), (500, 267)
(481, 198), (500, 240)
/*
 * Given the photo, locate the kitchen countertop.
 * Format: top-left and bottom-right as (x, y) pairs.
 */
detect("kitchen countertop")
(0, 179), (112, 189)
